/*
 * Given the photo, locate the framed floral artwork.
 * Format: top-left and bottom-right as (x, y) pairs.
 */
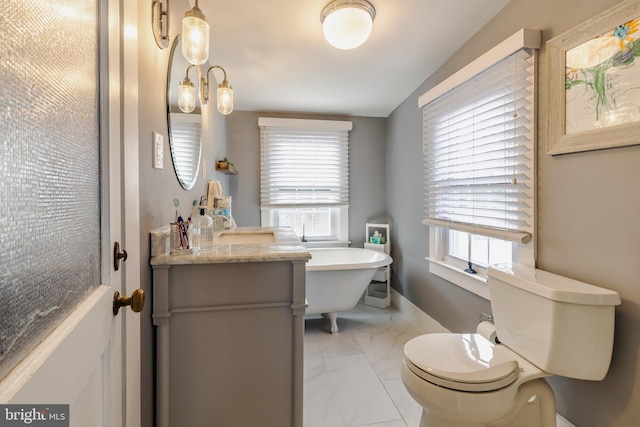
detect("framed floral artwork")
(547, 0), (640, 154)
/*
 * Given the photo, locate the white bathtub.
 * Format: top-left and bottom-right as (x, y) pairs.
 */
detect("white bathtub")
(305, 247), (392, 333)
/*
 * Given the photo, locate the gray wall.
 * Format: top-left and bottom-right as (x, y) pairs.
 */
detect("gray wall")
(386, 0), (640, 426)
(226, 111), (387, 247)
(135, 0), (640, 425)
(137, 1), (230, 425)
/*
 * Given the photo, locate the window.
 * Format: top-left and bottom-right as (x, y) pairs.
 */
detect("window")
(259, 117), (351, 243)
(420, 30), (539, 299)
(448, 231), (514, 270)
(169, 112), (202, 189)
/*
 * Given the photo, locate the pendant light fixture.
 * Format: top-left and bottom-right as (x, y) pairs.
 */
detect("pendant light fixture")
(182, 0), (210, 65)
(320, 0), (376, 50)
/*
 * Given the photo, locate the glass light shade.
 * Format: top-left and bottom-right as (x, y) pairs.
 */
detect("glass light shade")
(182, 15), (210, 65)
(178, 80), (196, 113)
(322, 7), (373, 50)
(217, 85), (233, 115)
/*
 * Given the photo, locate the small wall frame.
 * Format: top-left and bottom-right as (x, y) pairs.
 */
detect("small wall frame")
(547, 0), (640, 155)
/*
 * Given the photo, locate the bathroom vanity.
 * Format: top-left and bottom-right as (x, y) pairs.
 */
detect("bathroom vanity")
(150, 227), (310, 427)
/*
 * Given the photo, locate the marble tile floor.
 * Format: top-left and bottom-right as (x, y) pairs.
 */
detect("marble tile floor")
(303, 301), (442, 427)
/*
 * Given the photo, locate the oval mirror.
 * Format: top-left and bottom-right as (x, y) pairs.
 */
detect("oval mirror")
(167, 35), (202, 190)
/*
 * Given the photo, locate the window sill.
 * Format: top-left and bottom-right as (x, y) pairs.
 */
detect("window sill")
(426, 257), (489, 300)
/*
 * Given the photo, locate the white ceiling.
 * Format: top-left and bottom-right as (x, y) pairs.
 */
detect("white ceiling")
(197, 0), (511, 117)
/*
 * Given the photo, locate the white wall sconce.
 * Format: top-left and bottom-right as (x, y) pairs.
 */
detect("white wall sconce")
(151, 0), (170, 48)
(320, 0), (376, 50)
(178, 65), (197, 113)
(182, 0), (210, 65)
(201, 65), (233, 115)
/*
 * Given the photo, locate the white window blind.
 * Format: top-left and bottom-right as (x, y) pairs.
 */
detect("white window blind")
(169, 112), (202, 187)
(422, 48), (535, 244)
(259, 118), (351, 207)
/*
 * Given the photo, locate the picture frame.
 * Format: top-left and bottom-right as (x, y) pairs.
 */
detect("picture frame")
(547, 0), (640, 155)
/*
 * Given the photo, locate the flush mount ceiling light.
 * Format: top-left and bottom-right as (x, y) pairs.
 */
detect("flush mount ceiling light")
(320, 0), (376, 50)
(182, 0), (210, 65)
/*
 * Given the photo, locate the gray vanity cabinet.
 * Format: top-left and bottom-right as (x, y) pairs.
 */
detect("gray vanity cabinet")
(152, 252), (308, 427)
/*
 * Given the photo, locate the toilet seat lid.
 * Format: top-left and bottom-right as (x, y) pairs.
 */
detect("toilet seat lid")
(404, 333), (520, 392)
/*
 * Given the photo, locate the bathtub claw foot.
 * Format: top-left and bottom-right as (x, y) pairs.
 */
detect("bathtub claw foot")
(328, 312), (339, 334)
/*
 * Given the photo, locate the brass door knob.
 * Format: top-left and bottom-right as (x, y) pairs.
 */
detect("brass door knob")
(113, 289), (145, 315)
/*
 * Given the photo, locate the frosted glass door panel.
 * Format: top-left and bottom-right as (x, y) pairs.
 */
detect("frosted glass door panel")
(0, 0), (100, 380)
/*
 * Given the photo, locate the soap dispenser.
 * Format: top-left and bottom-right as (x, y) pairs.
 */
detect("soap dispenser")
(191, 197), (213, 251)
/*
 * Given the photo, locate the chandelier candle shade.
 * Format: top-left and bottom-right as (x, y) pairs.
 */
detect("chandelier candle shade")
(320, 0), (376, 50)
(182, 0), (210, 65)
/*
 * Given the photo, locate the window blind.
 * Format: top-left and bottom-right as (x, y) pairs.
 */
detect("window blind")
(259, 118), (351, 207)
(169, 112), (202, 186)
(422, 48), (535, 243)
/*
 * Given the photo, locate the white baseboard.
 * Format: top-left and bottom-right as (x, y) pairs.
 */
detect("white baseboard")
(556, 414), (575, 427)
(390, 288), (577, 427)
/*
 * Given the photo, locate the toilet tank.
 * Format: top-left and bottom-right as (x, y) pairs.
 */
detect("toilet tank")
(488, 264), (621, 381)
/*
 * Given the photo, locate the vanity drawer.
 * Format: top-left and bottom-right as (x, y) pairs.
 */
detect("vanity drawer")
(167, 261), (294, 309)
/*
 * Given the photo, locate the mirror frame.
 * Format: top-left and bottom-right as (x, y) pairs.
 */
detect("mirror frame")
(166, 34), (203, 190)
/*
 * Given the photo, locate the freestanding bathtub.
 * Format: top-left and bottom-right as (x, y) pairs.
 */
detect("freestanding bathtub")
(305, 247), (393, 333)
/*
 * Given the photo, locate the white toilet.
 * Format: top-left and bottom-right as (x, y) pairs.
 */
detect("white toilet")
(402, 263), (621, 427)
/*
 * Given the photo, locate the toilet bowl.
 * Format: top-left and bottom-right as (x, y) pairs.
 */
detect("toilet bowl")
(402, 332), (555, 426)
(402, 264), (621, 427)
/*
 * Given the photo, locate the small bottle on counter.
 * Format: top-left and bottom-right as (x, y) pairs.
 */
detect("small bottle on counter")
(191, 205), (213, 251)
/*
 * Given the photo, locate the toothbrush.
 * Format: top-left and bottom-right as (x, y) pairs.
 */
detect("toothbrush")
(173, 198), (189, 249)
(177, 213), (189, 249)
(188, 199), (198, 222)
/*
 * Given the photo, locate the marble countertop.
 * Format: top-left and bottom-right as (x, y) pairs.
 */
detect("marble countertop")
(150, 226), (311, 266)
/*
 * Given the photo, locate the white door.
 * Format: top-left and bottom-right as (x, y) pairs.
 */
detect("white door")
(0, 0), (140, 425)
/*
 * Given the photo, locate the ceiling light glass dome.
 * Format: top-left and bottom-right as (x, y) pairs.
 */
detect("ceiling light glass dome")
(321, 0), (376, 50)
